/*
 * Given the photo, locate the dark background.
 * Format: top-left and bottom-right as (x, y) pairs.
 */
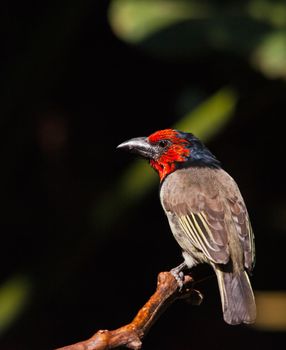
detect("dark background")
(1, 1), (286, 349)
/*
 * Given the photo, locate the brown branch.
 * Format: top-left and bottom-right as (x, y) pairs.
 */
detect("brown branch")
(55, 271), (203, 350)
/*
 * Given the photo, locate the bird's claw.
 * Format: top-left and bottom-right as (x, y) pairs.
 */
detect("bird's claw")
(171, 269), (185, 290)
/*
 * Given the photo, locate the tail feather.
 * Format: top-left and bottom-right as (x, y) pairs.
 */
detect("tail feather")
(215, 268), (256, 325)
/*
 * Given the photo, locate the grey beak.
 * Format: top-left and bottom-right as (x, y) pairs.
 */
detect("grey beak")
(117, 137), (154, 159)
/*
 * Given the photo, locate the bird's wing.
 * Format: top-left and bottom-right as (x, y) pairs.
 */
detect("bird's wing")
(168, 188), (230, 264)
(227, 196), (255, 271)
(161, 168), (255, 269)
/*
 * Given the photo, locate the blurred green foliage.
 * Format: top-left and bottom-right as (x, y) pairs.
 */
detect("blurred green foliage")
(109, 0), (286, 79)
(0, 276), (31, 335)
(108, 0), (206, 43)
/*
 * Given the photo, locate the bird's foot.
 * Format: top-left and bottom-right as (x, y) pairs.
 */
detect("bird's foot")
(170, 262), (187, 290)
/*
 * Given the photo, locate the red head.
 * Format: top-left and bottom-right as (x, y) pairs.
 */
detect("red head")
(117, 129), (220, 181)
(147, 129), (190, 180)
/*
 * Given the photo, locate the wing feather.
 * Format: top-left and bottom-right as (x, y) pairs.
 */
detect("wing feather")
(161, 167), (255, 269)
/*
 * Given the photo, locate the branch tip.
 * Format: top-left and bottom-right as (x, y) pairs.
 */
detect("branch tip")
(55, 271), (201, 350)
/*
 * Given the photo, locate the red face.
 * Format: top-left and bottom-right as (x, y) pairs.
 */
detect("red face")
(118, 128), (219, 182)
(148, 129), (190, 181)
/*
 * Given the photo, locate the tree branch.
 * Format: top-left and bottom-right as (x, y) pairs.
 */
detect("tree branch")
(55, 271), (203, 350)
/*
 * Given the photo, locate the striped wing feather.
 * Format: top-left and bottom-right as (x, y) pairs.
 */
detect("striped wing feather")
(227, 197), (255, 270)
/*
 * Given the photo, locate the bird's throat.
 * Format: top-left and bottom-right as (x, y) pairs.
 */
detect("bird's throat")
(150, 159), (176, 181)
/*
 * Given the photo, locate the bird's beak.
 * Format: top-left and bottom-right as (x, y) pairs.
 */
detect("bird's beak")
(117, 137), (154, 159)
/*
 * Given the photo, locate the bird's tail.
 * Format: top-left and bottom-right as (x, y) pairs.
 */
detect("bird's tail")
(214, 267), (256, 325)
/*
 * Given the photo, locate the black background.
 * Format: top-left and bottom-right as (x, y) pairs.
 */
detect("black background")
(1, 1), (286, 349)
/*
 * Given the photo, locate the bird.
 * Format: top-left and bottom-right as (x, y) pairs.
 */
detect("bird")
(117, 128), (256, 325)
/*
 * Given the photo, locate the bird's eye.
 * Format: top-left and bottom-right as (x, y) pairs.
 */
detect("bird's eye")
(158, 140), (168, 148)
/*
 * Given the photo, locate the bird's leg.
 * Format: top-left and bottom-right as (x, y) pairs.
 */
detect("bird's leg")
(170, 261), (188, 290)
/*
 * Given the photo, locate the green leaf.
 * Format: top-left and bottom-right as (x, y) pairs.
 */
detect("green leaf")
(108, 0), (209, 43)
(0, 275), (31, 335)
(108, 0), (271, 58)
(252, 30), (286, 79)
